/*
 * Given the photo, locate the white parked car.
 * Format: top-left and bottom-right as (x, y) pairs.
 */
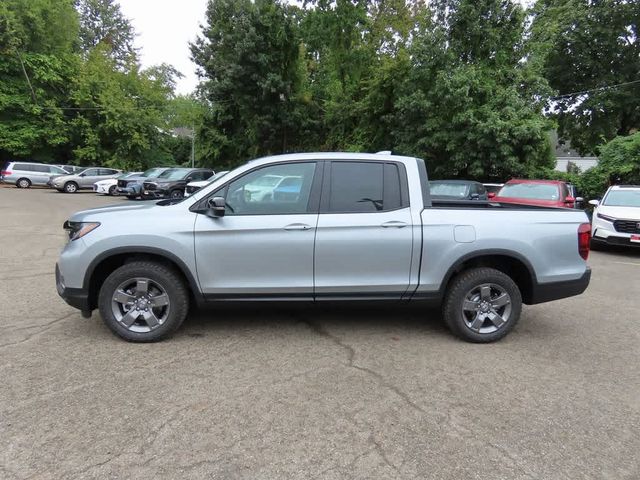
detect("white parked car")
(590, 185), (640, 248)
(94, 172), (142, 196)
(185, 171), (229, 197)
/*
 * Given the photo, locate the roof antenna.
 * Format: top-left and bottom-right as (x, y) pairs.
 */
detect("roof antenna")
(376, 150), (392, 155)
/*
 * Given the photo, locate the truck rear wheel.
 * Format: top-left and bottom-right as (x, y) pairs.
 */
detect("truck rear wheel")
(443, 267), (522, 343)
(98, 261), (189, 342)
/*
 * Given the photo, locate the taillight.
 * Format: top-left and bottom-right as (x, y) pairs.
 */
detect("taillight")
(578, 223), (591, 260)
(1, 170), (11, 176)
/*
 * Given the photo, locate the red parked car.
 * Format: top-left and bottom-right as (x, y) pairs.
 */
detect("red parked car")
(491, 179), (578, 208)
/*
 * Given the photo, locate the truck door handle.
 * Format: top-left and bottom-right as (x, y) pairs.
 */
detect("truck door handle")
(284, 223), (312, 231)
(381, 221), (408, 228)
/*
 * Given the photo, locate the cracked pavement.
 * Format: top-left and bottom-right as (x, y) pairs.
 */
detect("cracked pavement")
(0, 186), (639, 479)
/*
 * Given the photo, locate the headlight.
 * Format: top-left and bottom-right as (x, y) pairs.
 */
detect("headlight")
(157, 183), (170, 188)
(596, 212), (616, 222)
(63, 221), (101, 241)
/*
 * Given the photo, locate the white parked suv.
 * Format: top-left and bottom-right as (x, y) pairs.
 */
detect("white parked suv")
(590, 185), (640, 248)
(93, 172), (143, 195)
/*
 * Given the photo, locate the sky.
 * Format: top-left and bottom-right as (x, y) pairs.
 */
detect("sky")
(117, 0), (208, 95)
(118, 0), (535, 96)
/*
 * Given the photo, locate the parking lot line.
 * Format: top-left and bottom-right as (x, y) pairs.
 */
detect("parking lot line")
(613, 261), (640, 266)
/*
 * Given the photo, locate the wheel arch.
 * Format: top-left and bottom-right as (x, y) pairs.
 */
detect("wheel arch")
(441, 249), (537, 304)
(83, 247), (202, 310)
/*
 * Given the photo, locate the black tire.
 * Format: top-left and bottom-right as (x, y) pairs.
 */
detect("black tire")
(170, 189), (183, 199)
(442, 267), (522, 343)
(126, 195), (137, 200)
(108, 185), (117, 195)
(16, 178), (31, 188)
(64, 181), (78, 193)
(98, 261), (189, 342)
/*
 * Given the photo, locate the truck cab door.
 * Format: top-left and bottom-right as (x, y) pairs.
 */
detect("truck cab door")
(194, 161), (322, 299)
(314, 161), (414, 299)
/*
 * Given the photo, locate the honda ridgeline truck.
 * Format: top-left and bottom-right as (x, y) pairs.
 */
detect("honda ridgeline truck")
(56, 153), (592, 343)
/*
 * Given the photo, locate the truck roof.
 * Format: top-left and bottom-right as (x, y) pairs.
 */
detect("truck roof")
(250, 152), (417, 163)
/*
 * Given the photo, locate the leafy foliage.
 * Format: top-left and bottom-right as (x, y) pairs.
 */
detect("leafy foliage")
(578, 132), (640, 200)
(530, 0), (640, 154)
(0, 0), (78, 163)
(76, 0), (136, 66)
(191, 0), (306, 169)
(0, 0), (637, 182)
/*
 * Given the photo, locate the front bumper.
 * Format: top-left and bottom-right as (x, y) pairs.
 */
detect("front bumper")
(592, 221), (640, 248)
(141, 189), (168, 199)
(56, 263), (91, 312)
(527, 267), (591, 304)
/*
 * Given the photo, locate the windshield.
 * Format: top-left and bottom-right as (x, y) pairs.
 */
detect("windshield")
(429, 182), (469, 197)
(603, 189), (640, 207)
(157, 168), (190, 180)
(141, 168), (166, 178)
(498, 183), (559, 200)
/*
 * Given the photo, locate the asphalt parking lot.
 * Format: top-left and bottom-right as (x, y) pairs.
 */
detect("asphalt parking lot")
(1, 186), (639, 480)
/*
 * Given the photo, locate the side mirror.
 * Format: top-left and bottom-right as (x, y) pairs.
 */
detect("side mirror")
(588, 199), (599, 206)
(565, 195), (575, 204)
(487, 192), (496, 199)
(206, 196), (226, 218)
(470, 193), (480, 200)
(79, 173), (86, 177)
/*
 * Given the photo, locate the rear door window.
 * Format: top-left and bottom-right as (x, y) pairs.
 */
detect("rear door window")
(325, 161), (407, 213)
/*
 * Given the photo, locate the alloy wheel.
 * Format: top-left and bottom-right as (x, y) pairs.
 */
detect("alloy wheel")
(110, 277), (171, 333)
(461, 283), (512, 334)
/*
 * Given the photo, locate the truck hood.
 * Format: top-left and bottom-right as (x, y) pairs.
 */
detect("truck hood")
(69, 201), (163, 222)
(597, 205), (640, 220)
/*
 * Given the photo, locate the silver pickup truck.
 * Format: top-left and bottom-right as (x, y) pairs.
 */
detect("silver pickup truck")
(56, 152), (592, 343)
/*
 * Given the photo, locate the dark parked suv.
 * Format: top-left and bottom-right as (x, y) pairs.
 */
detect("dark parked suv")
(141, 168), (214, 199)
(117, 167), (172, 199)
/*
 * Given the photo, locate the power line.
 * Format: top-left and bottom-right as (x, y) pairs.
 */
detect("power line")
(549, 79), (640, 100)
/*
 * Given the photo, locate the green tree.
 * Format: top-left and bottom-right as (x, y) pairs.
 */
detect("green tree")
(579, 132), (640, 200)
(69, 45), (178, 169)
(392, 0), (554, 180)
(191, 0), (305, 168)
(0, 0), (79, 163)
(530, 0), (640, 154)
(76, 0), (136, 66)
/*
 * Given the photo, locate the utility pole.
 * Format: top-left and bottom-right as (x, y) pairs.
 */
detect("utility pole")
(191, 124), (195, 168)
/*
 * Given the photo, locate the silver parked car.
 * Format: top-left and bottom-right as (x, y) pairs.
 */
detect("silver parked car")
(51, 167), (121, 193)
(1, 161), (69, 188)
(56, 152), (591, 344)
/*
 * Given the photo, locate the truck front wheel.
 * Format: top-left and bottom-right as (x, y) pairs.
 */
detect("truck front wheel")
(443, 267), (522, 343)
(98, 261), (189, 342)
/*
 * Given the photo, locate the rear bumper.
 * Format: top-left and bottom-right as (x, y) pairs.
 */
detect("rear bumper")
(56, 264), (90, 312)
(527, 267), (591, 305)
